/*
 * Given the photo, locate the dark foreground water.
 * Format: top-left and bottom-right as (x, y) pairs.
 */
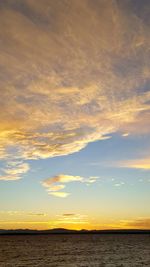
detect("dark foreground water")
(0, 234), (150, 267)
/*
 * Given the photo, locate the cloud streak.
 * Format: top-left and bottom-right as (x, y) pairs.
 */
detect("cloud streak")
(56, 213), (89, 225)
(0, 210), (47, 216)
(116, 158), (150, 170)
(119, 218), (150, 230)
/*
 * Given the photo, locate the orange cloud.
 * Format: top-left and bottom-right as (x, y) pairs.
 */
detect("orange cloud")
(41, 174), (84, 197)
(41, 174), (99, 197)
(56, 213), (89, 225)
(0, 0), (149, 181)
(118, 158), (150, 170)
(42, 175), (84, 187)
(0, 162), (30, 180)
(119, 218), (150, 229)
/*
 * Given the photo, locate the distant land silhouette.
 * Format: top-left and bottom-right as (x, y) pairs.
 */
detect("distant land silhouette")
(0, 228), (150, 235)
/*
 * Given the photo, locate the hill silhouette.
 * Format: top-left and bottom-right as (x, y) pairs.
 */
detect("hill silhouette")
(0, 228), (150, 235)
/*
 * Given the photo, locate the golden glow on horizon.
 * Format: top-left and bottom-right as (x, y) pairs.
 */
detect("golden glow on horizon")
(1, 218), (150, 231)
(0, 211), (150, 230)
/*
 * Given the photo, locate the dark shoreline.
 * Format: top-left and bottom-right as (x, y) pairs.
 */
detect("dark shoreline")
(0, 229), (150, 235)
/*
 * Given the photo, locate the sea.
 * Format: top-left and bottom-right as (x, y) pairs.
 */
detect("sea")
(0, 234), (150, 266)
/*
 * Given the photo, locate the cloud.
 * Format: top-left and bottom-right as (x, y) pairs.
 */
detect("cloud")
(120, 111), (150, 135)
(42, 174), (84, 187)
(119, 218), (150, 229)
(56, 213), (88, 224)
(0, 162), (30, 180)
(0, 0), (150, 180)
(63, 214), (75, 217)
(118, 158), (150, 170)
(93, 217), (150, 230)
(42, 174), (84, 197)
(48, 192), (70, 198)
(94, 157), (150, 171)
(46, 184), (65, 192)
(0, 210), (47, 216)
(114, 182), (125, 187)
(41, 174), (99, 197)
(121, 133), (129, 137)
(86, 176), (99, 184)
(27, 213), (47, 217)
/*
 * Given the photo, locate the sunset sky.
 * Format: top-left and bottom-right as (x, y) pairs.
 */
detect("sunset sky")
(0, 0), (150, 230)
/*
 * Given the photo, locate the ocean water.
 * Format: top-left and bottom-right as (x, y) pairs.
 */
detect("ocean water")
(0, 234), (150, 267)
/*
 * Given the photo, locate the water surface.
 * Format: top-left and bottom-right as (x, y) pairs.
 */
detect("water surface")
(0, 234), (150, 266)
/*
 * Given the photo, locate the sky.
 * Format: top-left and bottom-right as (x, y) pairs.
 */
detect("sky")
(0, 0), (150, 230)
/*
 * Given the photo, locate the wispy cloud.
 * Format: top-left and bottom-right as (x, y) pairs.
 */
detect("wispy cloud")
(117, 158), (150, 170)
(0, 0), (149, 180)
(93, 217), (150, 230)
(42, 175), (84, 187)
(41, 174), (84, 197)
(41, 174), (99, 197)
(92, 156), (150, 171)
(62, 213), (75, 217)
(0, 162), (30, 180)
(114, 182), (125, 187)
(56, 213), (89, 225)
(0, 210), (47, 217)
(119, 218), (150, 229)
(85, 176), (99, 184)
(49, 192), (70, 198)
(46, 184), (65, 192)
(121, 133), (130, 137)
(27, 213), (47, 217)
